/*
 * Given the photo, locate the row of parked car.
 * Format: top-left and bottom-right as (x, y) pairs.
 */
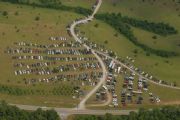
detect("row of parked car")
(13, 41), (82, 48)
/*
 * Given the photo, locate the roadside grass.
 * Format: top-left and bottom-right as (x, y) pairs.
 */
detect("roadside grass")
(0, 93), (78, 108)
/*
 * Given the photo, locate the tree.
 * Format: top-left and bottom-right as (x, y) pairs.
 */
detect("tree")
(133, 49), (138, 54)
(35, 16), (40, 21)
(14, 11), (19, 16)
(104, 113), (113, 120)
(104, 40), (108, 44)
(0, 101), (61, 120)
(94, 23), (99, 28)
(46, 110), (60, 120)
(2, 11), (8, 16)
(95, 13), (179, 57)
(114, 33), (118, 37)
(152, 35), (157, 39)
(146, 52), (150, 56)
(39, 0), (62, 6)
(129, 111), (137, 120)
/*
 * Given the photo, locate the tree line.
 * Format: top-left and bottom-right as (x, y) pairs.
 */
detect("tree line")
(95, 13), (179, 57)
(0, 84), (74, 96)
(0, 84), (41, 96)
(121, 16), (178, 36)
(0, 101), (60, 120)
(74, 106), (180, 120)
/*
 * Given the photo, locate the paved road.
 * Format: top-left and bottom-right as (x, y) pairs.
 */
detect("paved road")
(69, 0), (111, 109)
(12, 104), (136, 117)
(95, 51), (180, 90)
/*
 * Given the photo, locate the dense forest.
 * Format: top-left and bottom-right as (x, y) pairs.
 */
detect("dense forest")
(74, 106), (180, 120)
(0, 101), (60, 120)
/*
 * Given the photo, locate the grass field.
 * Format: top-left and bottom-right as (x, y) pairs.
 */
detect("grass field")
(0, 2), (80, 83)
(0, 0), (179, 108)
(61, 0), (95, 8)
(79, 0), (180, 85)
(0, 1), (99, 107)
(57, 0), (180, 84)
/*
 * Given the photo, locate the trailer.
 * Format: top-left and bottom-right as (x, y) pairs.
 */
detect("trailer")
(109, 60), (113, 68)
(118, 67), (121, 73)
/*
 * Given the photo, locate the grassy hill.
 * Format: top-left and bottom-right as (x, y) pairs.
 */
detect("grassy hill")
(0, 0), (179, 108)
(0, 1), (97, 107)
(79, 0), (180, 84)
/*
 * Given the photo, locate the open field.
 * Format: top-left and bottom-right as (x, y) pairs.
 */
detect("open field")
(61, 0), (95, 8)
(0, 0), (179, 109)
(0, 93), (78, 108)
(55, 0), (180, 84)
(79, 0), (180, 85)
(80, 20), (180, 84)
(0, 1), (81, 82)
(0, 1), (102, 107)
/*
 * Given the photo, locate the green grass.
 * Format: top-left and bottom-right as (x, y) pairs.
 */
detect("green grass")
(98, 0), (180, 54)
(78, 0), (180, 85)
(0, 93), (79, 108)
(0, 1), (99, 107)
(0, 1), (82, 83)
(60, 0), (95, 8)
(132, 27), (180, 53)
(80, 19), (180, 84)
(0, 0), (179, 107)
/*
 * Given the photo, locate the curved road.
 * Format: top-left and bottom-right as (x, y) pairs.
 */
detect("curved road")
(69, 0), (111, 109)
(69, 0), (180, 111)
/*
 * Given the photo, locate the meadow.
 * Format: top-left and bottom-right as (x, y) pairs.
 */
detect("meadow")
(0, 0), (179, 108)
(0, 1), (98, 107)
(79, 0), (180, 85)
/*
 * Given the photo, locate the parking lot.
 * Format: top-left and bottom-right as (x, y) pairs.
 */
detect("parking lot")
(5, 37), (103, 99)
(89, 53), (161, 108)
